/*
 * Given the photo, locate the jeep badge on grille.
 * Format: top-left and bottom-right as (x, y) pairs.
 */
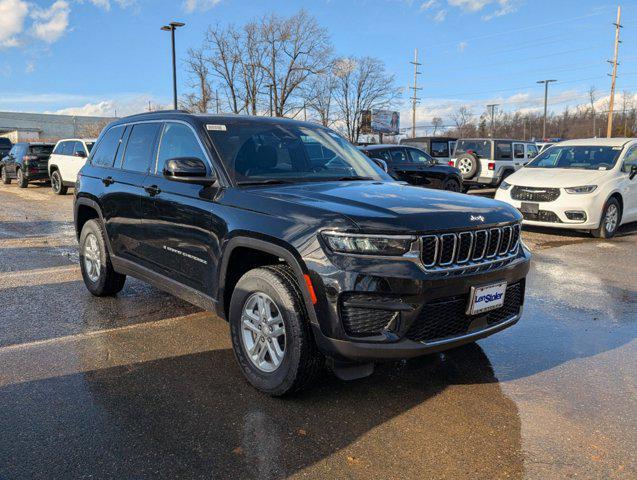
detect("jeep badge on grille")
(470, 215), (485, 222)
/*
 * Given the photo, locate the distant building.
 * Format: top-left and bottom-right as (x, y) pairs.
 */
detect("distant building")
(0, 111), (117, 143)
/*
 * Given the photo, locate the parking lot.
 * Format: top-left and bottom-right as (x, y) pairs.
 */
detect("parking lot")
(0, 182), (634, 479)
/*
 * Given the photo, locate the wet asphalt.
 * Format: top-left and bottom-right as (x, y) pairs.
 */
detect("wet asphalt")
(0, 182), (635, 480)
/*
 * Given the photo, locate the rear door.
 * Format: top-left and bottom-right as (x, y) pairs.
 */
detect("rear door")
(4, 145), (21, 176)
(140, 121), (221, 292)
(68, 141), (89, 182)
(512, 142), (526, 169)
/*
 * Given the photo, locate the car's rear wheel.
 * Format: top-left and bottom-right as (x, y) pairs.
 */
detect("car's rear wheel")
(229, 265), (324, 396)
(456, 153), (479, 179)
(0, 167), (10, 184)
(16, 168), (28, 188)
(443, 178), (461, 192)
(79, 219), (126, 296)
(591, 198), (621, 239)
(50, 170), (68, 195)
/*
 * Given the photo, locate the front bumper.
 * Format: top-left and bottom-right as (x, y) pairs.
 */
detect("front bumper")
(494, 188), (602, 229)
(308, 246), (531, 362)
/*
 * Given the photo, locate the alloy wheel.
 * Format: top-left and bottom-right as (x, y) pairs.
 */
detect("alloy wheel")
(605, 204), (619, 234)
(83, 233), (102, 283)
(458, 158), (472, 174)
(51, 172), (60, 193)
(241, 292), (286, 373)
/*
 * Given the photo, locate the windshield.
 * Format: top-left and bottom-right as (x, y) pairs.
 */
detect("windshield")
(207, 120), (388, 184)
(455, 139), (491, 158)
(525, 145), (622, 170)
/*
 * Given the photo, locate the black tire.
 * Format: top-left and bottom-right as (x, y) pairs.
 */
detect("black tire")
(456, 153), (480, 180)
(229, 265), (324, 396)
(443, 178), (462, 192)
(0, 166), (10, 185)
(16, 168), (28, 188)
(462, 185), (471, 193)
(499, 170), (513, 186)
(79, 219), (126, 296)
(50, 170), (68, 195)
(591, 197), (621, 239)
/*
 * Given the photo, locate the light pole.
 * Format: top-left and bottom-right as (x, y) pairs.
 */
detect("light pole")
(267, 84), (274, 117)
(537, 79), (556, 139)
(161, 21), (186, 110)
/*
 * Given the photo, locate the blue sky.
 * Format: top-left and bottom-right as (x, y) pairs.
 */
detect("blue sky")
(0, 0), (635, 128)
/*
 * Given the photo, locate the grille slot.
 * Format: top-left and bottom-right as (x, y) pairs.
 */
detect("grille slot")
(420, 223), (521, 272)
(341, 294), (399, 337)
(511, 186), (560, 202)
(406, 282), (524, 343)
(521, 210), (562, 223)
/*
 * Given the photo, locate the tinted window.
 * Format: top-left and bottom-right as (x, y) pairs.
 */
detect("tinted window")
(122, 123), (160, 173)
(92, 126), (125, 168)
(73, 142), (87, 156)
(29, 145), (53, 155)
(430, 141), (449, 157)
(623, 146), (637, 171)
(85, 142), (94, 153)
(157, 123), (206, 173)
(495, 142), (512, 160)
(0, 138), (11, 148)
(53, 142), (64, 155)
(526, 146), (621, 170)
(407, 148), (434, 164)
(455, 139), (491, 158)
(389, 148), (409, 163)
(513, 143), (525, 159)
(526, 144), (538, 158)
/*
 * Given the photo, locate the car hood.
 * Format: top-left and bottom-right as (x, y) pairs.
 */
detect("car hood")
(230, 181), (520, 233)
(507, 167), (609, 187)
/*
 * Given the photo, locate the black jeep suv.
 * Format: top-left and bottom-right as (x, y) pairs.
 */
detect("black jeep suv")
(74, 111), (530, 395)
(1, 142), (55, 188)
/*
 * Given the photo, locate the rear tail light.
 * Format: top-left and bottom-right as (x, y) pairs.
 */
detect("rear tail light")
(488, 162), (495, 170)
(448, 160), (455, 166)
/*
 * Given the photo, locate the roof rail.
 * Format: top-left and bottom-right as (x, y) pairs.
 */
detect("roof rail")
(124, 109), (190, 118)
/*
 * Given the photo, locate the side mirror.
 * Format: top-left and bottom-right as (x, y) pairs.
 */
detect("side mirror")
(163, 157), (216, 186)
(371, 157), (388, 172)
(74, 151), (87, 158)
(630, 164), (637, 180)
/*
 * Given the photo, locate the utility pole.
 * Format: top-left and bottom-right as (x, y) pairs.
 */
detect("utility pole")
(215, 90), (220, 114)
(537, 79), (557, 139)
(161, 21), (186, 110)
(486, 104), (498, 137)
(607, 5), (622, 138)
(409, 49), (422, 138)
(267, 84), (274, 117)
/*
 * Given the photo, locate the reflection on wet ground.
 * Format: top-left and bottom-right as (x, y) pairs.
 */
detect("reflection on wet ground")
(0, 184), (635, 479)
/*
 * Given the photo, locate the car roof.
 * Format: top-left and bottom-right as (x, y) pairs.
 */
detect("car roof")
(457, 138), (532, 143)
(360, 144), (410, 150)
(554, 138), (635, 147)
(56, 138), (97, 143)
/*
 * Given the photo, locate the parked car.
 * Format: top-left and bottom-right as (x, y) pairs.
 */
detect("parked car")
(360, 144), (463, 191)
(399, 136), (457, 165)
(74, 111), (530, 395)
(48, 138), (95, 195)
(0, 137), (12, 158)
(495, 138), (637, 238)
(0, 142), (55, 188)
(450, 138), (538, 191)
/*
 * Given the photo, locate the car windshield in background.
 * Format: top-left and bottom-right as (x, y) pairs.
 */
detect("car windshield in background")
(525, 145), (622, 170)
(30, 145), (54, 155)
(455, 140), (491, 158)
(207, 121), (386, 184)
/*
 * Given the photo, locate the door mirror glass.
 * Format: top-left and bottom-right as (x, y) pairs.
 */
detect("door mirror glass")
(371, 157), (388, 172)
(163, 157), (216, 185)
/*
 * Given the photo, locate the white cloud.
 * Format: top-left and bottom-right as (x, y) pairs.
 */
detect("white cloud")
(183, 0), (221, 13)
(447, 0), (520, 19)
(419, 0), (437, 11)
(458, 41), (468, 52)
(0, 0), (29, 48)
(25, 61), (35, 73)
(30, 0), (71, 44)
(52, 96), (170, 117)
(433, 9), (447, 22)
(87, 0), (111, 10)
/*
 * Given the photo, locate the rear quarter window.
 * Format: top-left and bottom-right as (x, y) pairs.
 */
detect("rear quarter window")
(92, 126), (125, 168)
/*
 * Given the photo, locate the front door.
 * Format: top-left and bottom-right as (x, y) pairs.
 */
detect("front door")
(620, 145), (637, 222)
(141, 121), (222, 293)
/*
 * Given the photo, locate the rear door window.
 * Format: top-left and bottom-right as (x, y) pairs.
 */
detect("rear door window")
(73, 142), (87, 157)
(513, 143), (525, 159)
(495, 141), (513, 160)
(92, 126), (125, 168)
(389, 148), (409, 164)
(121, 123), (161, 173)
(407, 148), (434, 164)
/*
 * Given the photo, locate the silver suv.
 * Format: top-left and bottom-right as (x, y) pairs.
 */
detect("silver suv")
(451, 138), (538, 190)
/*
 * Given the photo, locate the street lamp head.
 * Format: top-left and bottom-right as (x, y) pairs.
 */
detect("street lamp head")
(161, 25), (172, 31)
(161, 22), (185, 31)
(170, 22), (186, 28)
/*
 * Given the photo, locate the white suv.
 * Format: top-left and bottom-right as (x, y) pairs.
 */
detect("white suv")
(48, 139), (95, 195)
(451, 138), (538, 191)
(495, 138), (637, 238)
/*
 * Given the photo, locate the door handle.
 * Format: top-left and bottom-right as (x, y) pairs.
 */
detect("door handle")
(144, 185), (161, 196)
(102, 176), (114, 186)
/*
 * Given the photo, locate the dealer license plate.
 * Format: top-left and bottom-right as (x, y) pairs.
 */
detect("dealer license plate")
(467, 282), (507, 315)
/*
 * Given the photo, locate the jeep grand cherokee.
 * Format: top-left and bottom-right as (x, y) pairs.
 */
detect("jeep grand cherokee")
(74, 111), (531, 395)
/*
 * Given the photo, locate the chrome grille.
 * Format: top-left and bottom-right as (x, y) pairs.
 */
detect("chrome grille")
(420, 224), (521, 272)
(511, 186), (560, 202)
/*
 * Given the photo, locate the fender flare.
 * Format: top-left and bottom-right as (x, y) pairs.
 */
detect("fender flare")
(73, 197), (115, 254)
(217, 235), (318, 325)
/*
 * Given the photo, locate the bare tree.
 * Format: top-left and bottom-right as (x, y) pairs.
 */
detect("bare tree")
(451, 106), (473, 137)
(303, 71), (336, 126)
(181, 47), (213, 113)
(333, 56), (400, 143)
(259, 10), (332, 117)
(239, 22), (267, 115)
(77, 120), (110, 138)
(431, 117), (443, 136)
(205, 24), (243, 114)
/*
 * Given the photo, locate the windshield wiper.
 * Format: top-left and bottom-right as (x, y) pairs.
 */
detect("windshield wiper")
(333, 176), (375, 181)
(237, 179), (296, 186)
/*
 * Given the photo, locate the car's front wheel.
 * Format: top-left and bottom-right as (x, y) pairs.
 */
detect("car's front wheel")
(16, 168), (28, 188)
(591, 198), (621, 239)
(229, 265), (324, 396)
(50, 170), (68, 195)
(0, 167), (10, 184)
(443, 178), (461, 192)
(79, 219), (126, 296)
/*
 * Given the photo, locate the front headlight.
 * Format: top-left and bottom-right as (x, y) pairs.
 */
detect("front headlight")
(565, 185), (597, 194)
(321, 232), (416, 256)
(499, 181), (512, 190)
